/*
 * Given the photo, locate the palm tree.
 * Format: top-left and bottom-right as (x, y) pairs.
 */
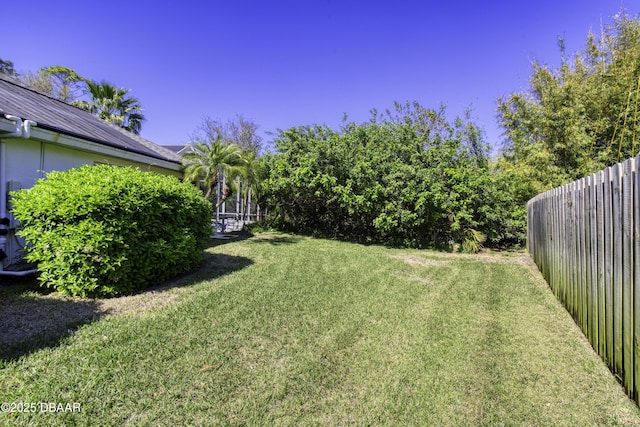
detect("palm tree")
(73, 80), (145, 134)
(238, 150), (265, 222)
(181, 141), (248, 206)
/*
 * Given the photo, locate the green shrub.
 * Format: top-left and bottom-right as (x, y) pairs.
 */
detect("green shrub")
(11, 165), (212, 297)
(260, 102), (527, 250)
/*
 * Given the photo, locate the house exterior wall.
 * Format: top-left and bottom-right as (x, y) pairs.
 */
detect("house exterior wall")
(6, 139), (181, 188)
(41, 142), (183, 178)
(2, 137), (183, 270)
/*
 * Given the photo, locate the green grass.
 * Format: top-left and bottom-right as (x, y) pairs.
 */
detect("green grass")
(1, 233), (640, 426)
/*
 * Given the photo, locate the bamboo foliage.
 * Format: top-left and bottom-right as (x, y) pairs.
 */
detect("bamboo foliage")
(527, 155), (640, 401)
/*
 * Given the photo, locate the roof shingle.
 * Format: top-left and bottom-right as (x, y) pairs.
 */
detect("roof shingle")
(0, 75), (180, 163)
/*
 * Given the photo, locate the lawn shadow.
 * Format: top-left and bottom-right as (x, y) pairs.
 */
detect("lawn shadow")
(207, 230), (255, 248)
(244, 234), (302, 246)
(0, 251), (253, 362)
(205, 230), (302, 248)
(184, 247), (254, 282)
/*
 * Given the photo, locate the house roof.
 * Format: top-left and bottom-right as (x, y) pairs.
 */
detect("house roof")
(0, 74), (180, 164)
(163, 144), (188, 154)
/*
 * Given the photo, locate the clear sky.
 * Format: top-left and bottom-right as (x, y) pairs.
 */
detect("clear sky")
(2, 1), (637, 154)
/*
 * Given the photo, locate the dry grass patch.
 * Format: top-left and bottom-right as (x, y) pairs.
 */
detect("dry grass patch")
(0, 279), (187, 349)
(390, 249), (536, 268)
(389, 253), (451, 267)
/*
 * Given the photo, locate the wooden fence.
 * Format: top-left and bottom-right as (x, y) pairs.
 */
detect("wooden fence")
(527, 155), (640, 402)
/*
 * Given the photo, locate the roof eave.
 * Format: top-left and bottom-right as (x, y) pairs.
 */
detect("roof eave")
(0, 116), (182, 172)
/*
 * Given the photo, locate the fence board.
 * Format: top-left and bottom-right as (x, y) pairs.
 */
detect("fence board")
(576, 180), (582, 324)
(568, 183), (575, 316)
(579, 178), (588, 333)
(586, 175), (595, 347)
(623, 159), (634, 395)
(604, 166), (614, 366)
(527, 154), (640, 404)
(597, 170), (606, 357)
(587, 175), (596, 348)
(559, 187), (565, 302)
(634, 155), (640, 401)
(613, 163), (623, 379)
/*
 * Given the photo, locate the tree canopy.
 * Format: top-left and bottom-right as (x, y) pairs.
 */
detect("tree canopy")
(0, 58), (16, 76)
(22, 66), (86, 103)
(498, 12), (640, 192)
(11, 9), (638, 251)
(73, 80), (146, 134)
(0, 58), (147, 134)
(260, 102), (525, 250)
(181, 141), (250, 207)
(191, 114), (263, 154)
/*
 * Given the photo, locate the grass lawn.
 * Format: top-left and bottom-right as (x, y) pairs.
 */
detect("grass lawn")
(1, 232), (640, 426)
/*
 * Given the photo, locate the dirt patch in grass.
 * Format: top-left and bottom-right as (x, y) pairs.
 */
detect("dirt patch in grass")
(390, 250), (535, 268)
(406, 274), (432, 285)
(96, 283), (187, 317)
(389, 254), (451, 267)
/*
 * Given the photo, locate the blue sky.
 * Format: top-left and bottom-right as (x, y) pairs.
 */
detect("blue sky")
(3, 1), (637, 154)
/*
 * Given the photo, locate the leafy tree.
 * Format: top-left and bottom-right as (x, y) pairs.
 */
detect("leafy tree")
(261, 102), (525, 250)
(192, 114), (263, 153)
(238, 149), (266, 220)
(2, 60), (146, 134)
(22, 66), (86, 102)
(73, 80), (145, 134)
(498, 11), (640, 192)
(22, 70), (53, 95)
(181, 141), (248, 207)
(46, 65), (86, 98)
(0, 57), (16, 76)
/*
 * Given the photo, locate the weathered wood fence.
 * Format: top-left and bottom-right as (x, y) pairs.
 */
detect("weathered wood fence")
(527, 155), (640, 402)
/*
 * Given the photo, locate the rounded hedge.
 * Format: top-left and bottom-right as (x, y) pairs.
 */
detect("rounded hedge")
(11, 165), (213, 297)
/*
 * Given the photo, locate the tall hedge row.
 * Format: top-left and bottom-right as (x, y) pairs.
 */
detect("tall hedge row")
(260, 102), (527, 250)
(11, 165), (212, 297)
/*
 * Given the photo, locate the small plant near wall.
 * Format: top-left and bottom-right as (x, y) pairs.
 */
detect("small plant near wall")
(11, 165), (212, 297)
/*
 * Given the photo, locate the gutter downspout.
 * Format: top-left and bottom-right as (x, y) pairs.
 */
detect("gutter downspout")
(0, 115), (37, 276)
